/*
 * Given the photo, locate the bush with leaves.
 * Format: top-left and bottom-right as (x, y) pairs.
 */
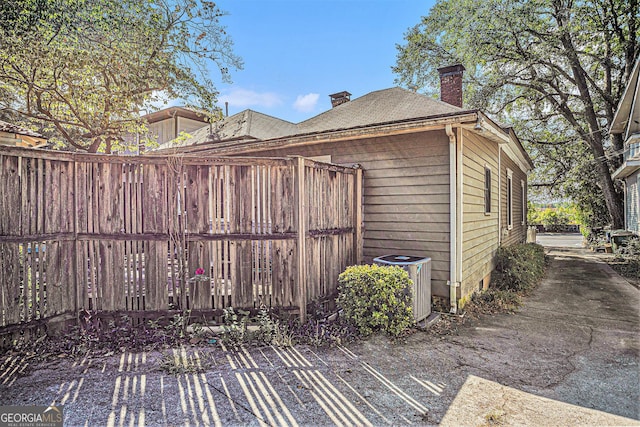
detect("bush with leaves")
(491, 243), (546, 292)
(610, 237), (640, 283)
(337, 265), (414, 337)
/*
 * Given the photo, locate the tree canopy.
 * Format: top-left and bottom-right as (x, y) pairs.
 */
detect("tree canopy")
(0, 0), (242, 153)
(394, 0), (638, 229)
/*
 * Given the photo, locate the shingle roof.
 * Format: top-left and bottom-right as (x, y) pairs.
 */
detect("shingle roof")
(0, 120), (44, 138)
(156, 109), (297, 150)
(212, 109), (298, 140)
(297, 87), (464, 134)
(154, 87), (469, 150)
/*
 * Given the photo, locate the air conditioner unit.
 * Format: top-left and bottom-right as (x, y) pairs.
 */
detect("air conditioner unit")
(373, 255), (432, 322)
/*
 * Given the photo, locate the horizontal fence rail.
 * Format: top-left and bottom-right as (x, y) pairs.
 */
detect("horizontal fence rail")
(0, 146), (362, 331)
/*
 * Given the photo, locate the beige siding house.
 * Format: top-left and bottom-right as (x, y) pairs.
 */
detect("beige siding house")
(154, 67), (534, 310)
(611, 58), (640, 235)
(143, 107), (210, 147)
(461, 129), (500, 297)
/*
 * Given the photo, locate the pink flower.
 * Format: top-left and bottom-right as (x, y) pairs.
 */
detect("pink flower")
(195, 268), (205, 275)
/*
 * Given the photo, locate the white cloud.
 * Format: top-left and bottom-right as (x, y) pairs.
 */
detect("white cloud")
(293, 93), (320, 112)
(219, 89), (283, 108)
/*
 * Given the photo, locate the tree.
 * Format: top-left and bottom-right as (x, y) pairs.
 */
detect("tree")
(0, 0), (242, 153)
(393, 0), (638, 229)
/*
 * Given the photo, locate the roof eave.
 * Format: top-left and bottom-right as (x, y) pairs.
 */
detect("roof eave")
(143, 107), (210, 124)
(460, 113), (534, 172)
(612, 159), (640, 179)
(610, 58), (640, 135)
(178, 112), (480, 155)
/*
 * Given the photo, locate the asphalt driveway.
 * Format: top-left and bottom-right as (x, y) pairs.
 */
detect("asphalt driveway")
(1, 244), (639, 426)
(535, 231), (584, 248)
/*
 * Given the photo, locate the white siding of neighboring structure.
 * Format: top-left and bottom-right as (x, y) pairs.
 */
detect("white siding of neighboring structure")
(149, 117), (208, 145)
(178, 117), (208, 135)
(627, 172), (640, 234)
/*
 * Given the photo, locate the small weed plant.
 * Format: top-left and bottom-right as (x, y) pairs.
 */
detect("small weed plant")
(254, 307), (294, 347)
(220, 307), (250, 347)
(220, 306), (294, 348)
(483, 409), (507, 426)
(337, 264), (414, 337)
(218, 304), (359, 348)
(159, 347), (214, 375)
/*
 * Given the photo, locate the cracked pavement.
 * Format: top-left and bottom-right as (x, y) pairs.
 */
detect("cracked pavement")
(1, 240), (639, 426)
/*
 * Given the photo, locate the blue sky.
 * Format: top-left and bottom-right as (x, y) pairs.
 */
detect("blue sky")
(213, 0), (436, 123)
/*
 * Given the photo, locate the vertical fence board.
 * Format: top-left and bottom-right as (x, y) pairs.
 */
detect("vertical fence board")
(0, 148), (362, 332)
(76, 240), (88, 310)
(233, 166), (252, 307)
(112, 240), (126, 311)
(271, 239), (295, 307)
(142, 163), (168, 233)
(0, 243), (21, 325)
(0, 156), (5, 236)
(61, 241), (75, 314)
(2, 156), (21, 235)
(43, 160), (57, 234)
(61, 160), (73, 233)
(28, 159), (37, 235)
(20, 157), (28, 236)
(144, 240), (169, 310)
(185, 165), (212, 309)
(43, 241), (61, 316)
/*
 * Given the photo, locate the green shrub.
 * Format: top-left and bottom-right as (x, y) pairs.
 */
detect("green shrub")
(610, 237), (640, 282)
(491, 243), (546, 292)
(337, 265), (414, 337)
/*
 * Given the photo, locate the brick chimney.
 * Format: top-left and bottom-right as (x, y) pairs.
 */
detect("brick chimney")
(437, 64), (465, 108)
(329, 91), (351, 108)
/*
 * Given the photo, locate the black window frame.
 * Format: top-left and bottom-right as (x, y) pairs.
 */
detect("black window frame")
(484, 166), (492, 214)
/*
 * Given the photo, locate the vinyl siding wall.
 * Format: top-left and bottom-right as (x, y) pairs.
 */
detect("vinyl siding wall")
(149, 117), (207, 145)
(238, 130), (453, 298)
(500, 151), (528, 245)
(625, 171), (639, 234)
(461, 130), (500, 299)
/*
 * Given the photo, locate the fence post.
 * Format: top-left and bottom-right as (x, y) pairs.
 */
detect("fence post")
(354, 167), (363, 265)
(72, 156), (79, 319)
(294, 157), (307, 322)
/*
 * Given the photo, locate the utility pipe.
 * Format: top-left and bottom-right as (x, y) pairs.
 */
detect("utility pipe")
(498, 147), (502, 245)
(446, 124), (460, 313)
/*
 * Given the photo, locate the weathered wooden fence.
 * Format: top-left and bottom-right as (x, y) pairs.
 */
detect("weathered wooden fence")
(0, 145), (362, 332)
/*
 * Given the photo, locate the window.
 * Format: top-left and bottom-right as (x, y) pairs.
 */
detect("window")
(627, 141), (640, 161)
(507, 169), (513, 229)
(521, 180), (526, 225)
(484, 167), (491, 214)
